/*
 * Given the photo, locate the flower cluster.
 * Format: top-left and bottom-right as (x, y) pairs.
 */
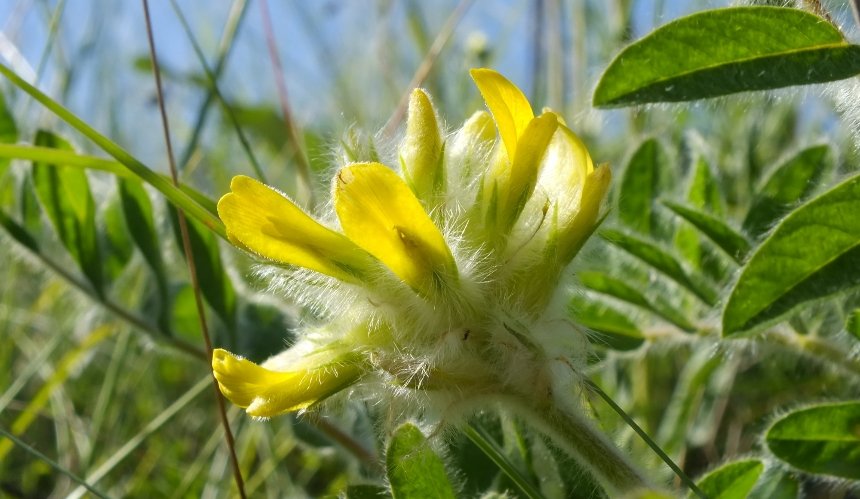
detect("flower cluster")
(212, 69), (610, 420)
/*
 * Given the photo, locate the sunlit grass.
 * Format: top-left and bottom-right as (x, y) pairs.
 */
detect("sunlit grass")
(2, 0), (860, 497)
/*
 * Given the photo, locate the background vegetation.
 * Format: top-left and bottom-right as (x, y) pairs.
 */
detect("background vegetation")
(1, 0), (859, 497)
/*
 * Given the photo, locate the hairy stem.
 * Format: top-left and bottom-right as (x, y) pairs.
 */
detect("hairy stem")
(504, 394), (650, 495)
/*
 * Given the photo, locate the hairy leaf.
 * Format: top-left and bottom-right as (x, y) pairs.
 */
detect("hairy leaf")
(31, 131), (103, 295)
(594, 7), (860, 107)
(579, 271), (694, 331)
(570, 293), (644, 350)
(386, 423), (456, 499)
(618, 139), (667, 236)
(694, 459), (763, 499)
(743, 145), (831, 237)
(766, 401), (860, 479)
(601, 228), (717, 305)
(664, 200), (750, 263)
(723, 174), (860, 336)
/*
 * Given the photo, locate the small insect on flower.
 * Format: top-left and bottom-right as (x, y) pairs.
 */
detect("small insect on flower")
(212, 68), (611, 422)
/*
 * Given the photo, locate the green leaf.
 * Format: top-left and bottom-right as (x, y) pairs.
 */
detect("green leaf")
(748, 469), (800, 499)
(593, 7), (860, 107)
(618, 139), (668, 236)
(743, 145), (831, 237)
(236, 301), (293, 361)
(386, 423), (456, 499)
(766, 401), (860, 479)
(723, 174), (860, 336)
(601, 228), (717, 305)
(675, 155), (727, 278)
(694, 459), (763, 499)
(169, 207), (237, 338)
(0, 208), (39, 252)
(120, 178), (171, 330)
(578, 271), (694, 331)
(570, 293), (644, 350)
(101, 195), (134, 282)
(345, 484), (391, 499)
(31, 131), (103, 295)
(686, 155), (725, 217)
(663, 200), (751, 263)
(120, 179), (167, 293)
(170, 285), (202, 342)
(848, 308), (860, 341)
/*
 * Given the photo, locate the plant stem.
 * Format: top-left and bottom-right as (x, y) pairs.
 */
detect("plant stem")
(770, 328), (860, 377)
(140, 2), (246, 496)
(586, 380), (706, 498)
(504, 394), (649, 495)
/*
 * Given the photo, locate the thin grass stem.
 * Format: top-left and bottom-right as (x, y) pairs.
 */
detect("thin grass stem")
(585, 380), (706, 498)
(381, 0), (474, 137)
(258, 0), (313, 205)
(0, 212), (206, 359)
(139, 2), (246, 497)
(463, 423), (546, 499)
(177, 0), (250, 170)
(0, 427), (109, 499)
(167, 0), (266, 184)
(67, 376), (211, 499)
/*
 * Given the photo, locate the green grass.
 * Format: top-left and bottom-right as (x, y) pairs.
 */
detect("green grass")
(2, 0), (860, 497)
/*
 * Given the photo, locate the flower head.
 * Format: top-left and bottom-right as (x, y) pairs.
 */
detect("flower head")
(212, 69), (610, 420)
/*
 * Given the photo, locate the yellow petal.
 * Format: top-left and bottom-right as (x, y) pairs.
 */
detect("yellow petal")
(218, 175), (373, 283)
(485, 113), (558, 233)
(536, 123), (595, 225)
(559, 163), (611, 262)
(334, 162), (457, 293)
(400, 88), (444, 205)
(212, 348), (363, 417)
(470, 68), (534, 160)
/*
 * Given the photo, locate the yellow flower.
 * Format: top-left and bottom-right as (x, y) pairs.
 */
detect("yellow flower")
(212, 69), (609, 418)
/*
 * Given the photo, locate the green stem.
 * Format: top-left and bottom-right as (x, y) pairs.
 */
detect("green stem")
(504, 394), (649, 495)
(0, 427), (109, 499)
(463, 423), (545, 499)
(587, 380), (706, 498)
(770, 328), (860, 377)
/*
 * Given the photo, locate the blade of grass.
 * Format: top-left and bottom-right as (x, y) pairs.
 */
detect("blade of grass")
(0, 144), (218, 213)
(0, 324), (113, 461)
(67, 375), (211, 499)
(177, 0), (250, 170)
(83, 330), (130, 469)
(462, 423), (545, 499)
(0, 325), (64, 414)
(258, 0), (312, 203)
(244, 424), (300, 496)
(0, 207), (206, 360)
(382, 0), (474, 137)
(139, 2), (246, 497)
(0, 427), (109, 499)
(585, 379), (706, 498)
(167, 0), (266, 184)
(0, 62), (226, 238)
